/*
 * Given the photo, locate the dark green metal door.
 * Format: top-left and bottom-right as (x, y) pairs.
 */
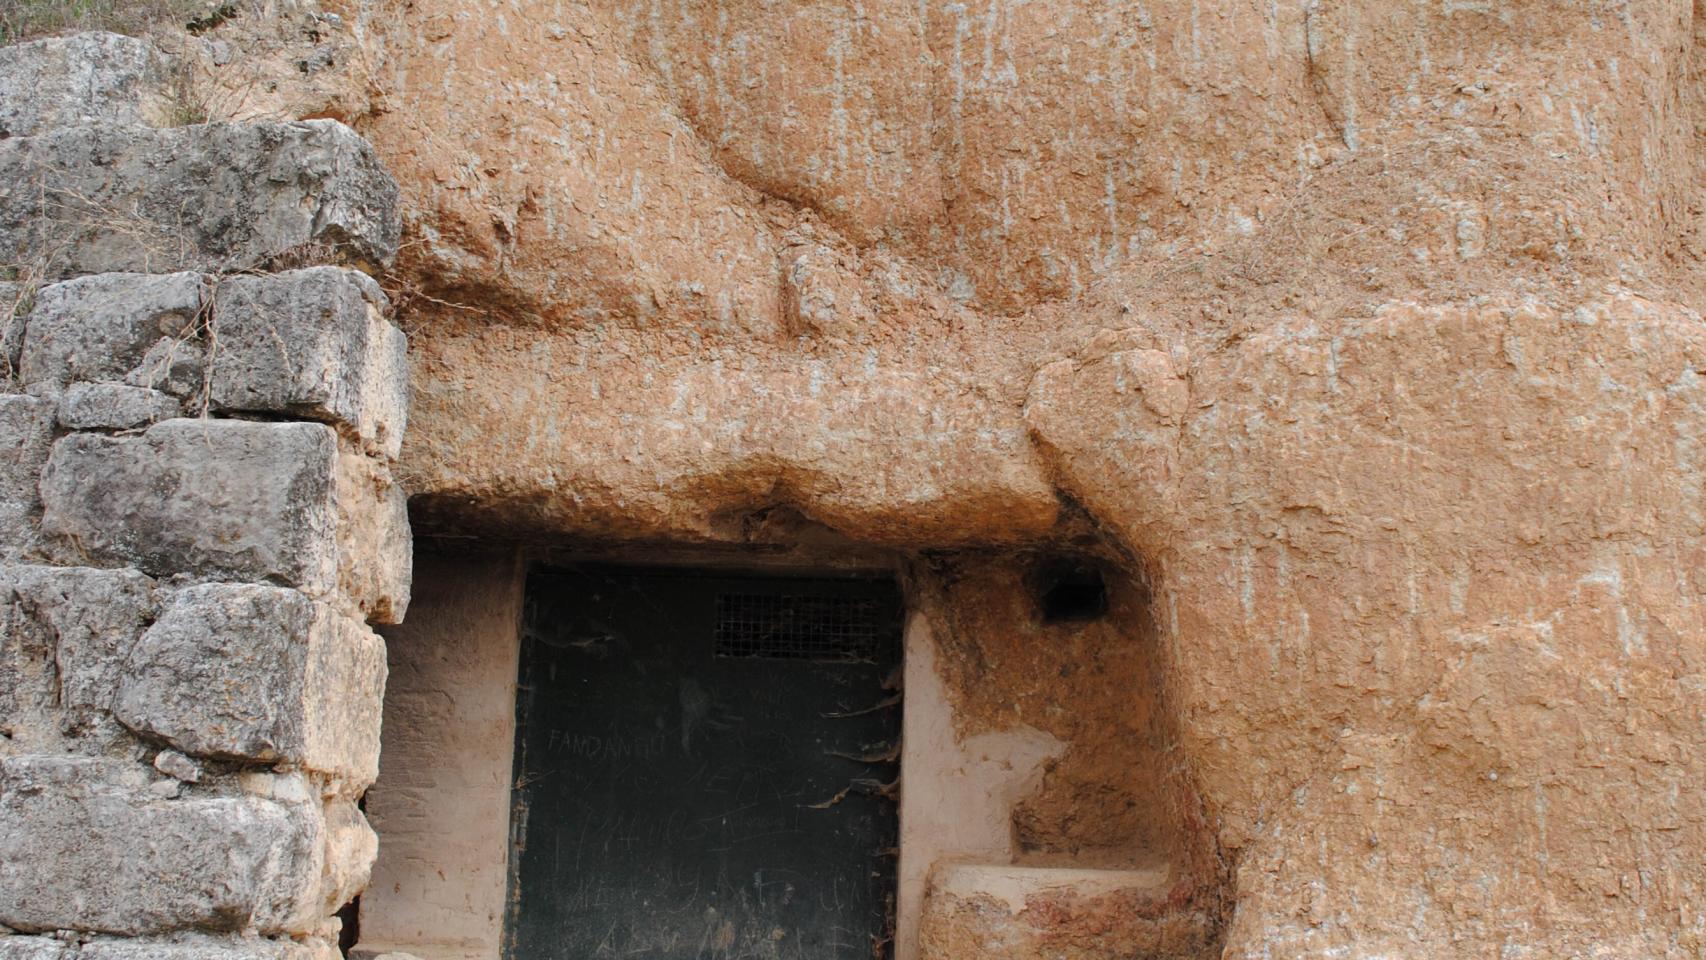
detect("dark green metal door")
(504, 567), (902, 960)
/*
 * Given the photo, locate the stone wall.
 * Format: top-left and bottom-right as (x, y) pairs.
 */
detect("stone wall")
(0, 33), (410, 960)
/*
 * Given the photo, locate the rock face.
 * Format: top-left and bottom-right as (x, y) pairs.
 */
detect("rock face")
(1025, 294), (1706, 957)
(919, 864), (1216, 960)
(304, 0), (1706, 955)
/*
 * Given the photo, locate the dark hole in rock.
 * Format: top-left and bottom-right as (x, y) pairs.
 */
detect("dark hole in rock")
(337, 789), (365, 957)
(336, 896), (360, 955)
(1036, 560), (1108, 623)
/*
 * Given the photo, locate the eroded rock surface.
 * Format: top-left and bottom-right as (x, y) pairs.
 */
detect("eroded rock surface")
(284, 0), (1706, 954)
(1025, 293), (1706, 956)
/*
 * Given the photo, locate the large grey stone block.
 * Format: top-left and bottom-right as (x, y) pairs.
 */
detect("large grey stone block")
(113, 583), (386, 785)
(0, 121), (400, 278)
(0, 566), (155, 754)
(0, 757), (326, 935)
(211, 268), (407, 459)
(38, 419), (408, 619)
(0, 395), (56, 557)
(234, 769), (376, 912)
(0, 33), (171, 138)
(317, 797), (379, 916)
(39, 419), (336, 589)
(4, 565), (157, 712)
(57, 382), (182, 430)
(20, 273), (207, 393)
(40, 419), (332, 589)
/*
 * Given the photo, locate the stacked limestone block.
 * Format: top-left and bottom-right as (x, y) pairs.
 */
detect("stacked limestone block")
(0, 33), (410, 960)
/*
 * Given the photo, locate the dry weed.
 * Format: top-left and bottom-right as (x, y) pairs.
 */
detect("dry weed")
(0, 0), (238, 45)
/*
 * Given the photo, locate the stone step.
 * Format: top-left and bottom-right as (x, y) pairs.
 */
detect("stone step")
(919, 862), (1216, 960)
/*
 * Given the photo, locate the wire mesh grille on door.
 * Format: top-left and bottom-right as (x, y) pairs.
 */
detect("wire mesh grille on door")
(714, 593), (883, 662)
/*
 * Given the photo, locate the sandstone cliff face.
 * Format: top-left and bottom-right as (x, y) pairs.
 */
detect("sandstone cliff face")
(166, 0), (1706, 955)
(1028, 294), (1706, 956)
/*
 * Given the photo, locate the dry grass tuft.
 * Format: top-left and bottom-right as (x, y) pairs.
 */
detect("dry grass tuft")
(1, 0), (237, 46)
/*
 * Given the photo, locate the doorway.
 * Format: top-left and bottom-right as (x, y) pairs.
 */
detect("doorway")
(504, 566), (903, 960)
